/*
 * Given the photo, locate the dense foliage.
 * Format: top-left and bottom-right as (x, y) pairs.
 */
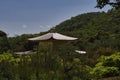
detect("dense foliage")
(96, 0), (120, 9)
(0, 45), (92, 80)
(8, 34), (36, 52)
(0, 31), (10, 54)
(55, 10), (120, 66)
(91, 52), (120, 79)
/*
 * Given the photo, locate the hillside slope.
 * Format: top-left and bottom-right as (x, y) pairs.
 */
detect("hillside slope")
(53, 10), (120, 65)
(55, 10), (120, 52)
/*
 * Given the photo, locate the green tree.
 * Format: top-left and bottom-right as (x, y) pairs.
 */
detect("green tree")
(0, 30), (10, 53)
(96, 0), (120, 9)
(8, 34), (36, 52)
(91, 52), (120, 79)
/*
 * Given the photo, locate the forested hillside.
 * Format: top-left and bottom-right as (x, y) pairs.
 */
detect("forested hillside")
(55, 10), (120, 53)
(54, 10), (120, 65)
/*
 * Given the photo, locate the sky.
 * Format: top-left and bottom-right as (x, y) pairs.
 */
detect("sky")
(0, 0), (111, 37)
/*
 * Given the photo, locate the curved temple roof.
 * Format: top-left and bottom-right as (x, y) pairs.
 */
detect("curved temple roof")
(28, 33), (78, 41)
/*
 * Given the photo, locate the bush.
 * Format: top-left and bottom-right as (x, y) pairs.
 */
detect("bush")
(91, 52), (120, 79)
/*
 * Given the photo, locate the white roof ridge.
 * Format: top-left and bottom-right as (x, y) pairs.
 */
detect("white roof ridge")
(28, 32), (78, 41)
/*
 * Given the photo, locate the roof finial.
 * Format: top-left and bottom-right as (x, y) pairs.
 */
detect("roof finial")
(50, 27), (56, 33)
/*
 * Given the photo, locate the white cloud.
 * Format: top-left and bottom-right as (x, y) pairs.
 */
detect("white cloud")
(39, 25), (44, 28)
(39, 25), (52, 28)
(22, 24), (28, 28)
(46, 25), (52, 28)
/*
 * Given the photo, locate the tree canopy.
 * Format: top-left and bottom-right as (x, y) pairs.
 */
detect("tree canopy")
(91, 52), (120, 79)
(96, 0), (120, 9)
(0, 30), (10, 53)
